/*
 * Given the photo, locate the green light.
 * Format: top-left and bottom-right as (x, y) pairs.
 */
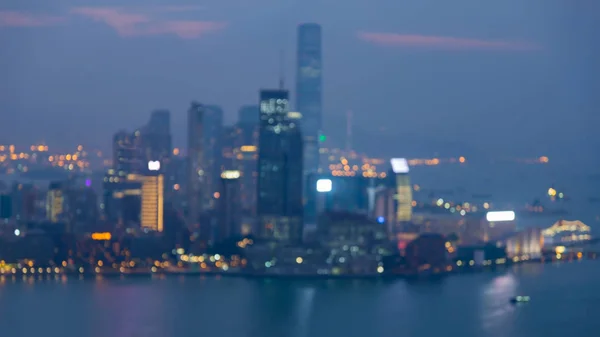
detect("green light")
(319, 135), (326, 142)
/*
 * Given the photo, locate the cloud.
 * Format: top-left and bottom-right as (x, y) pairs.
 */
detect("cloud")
(70, 7), (226, 39)
(140, 21), (227, 39)
(157, 5), (206, 13)
(70, 7), (149, 36)
(0, 10), (64, 27)
(357, 32), (541, 51)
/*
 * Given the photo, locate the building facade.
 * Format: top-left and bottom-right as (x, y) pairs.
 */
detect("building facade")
(187, 102), (204, 230)
(296, 23), (322, 177)
(257, 90), (304, 242)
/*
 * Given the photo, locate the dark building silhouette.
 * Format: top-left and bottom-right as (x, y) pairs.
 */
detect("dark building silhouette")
(257, 89), (304, 242)
(217, 171), (241, 242)
(11, 183), (38, 223)
(296, 23), (322, 177)
(102, 177), (142, 227)
(235, 105), (259, 214)
(203, 105), (224, 210)
(0, 194), (12, 220)
(405, 233), (447, 271)
(112, 130), (142, 175)
(220, 125), (237, 172)
(187, 101), (205, 230)
(141, 109), (172, 165)
(66, 187), (97, 231)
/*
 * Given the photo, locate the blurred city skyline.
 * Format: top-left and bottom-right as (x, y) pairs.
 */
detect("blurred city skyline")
(1, 0), (598, 162)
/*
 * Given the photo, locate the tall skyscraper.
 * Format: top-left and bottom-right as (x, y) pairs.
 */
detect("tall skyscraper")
(390, 158), (413, 225)
(140, 163), (164, 233)
(187, 102), (204, 229)
(235, 105), (259, 214)
(296, 23), (322, 176)
(142, 109), (172, 164)
(257, 89), (304, 242)
(220, 126), (237, 172)
(203, 105), (224, 210)
(218, 170), (242, 241)
(112, 130), (142, 175)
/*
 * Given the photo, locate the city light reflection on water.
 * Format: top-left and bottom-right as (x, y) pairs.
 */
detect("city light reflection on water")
(0, 262), (599, 337)
(480, 273), (518, 333)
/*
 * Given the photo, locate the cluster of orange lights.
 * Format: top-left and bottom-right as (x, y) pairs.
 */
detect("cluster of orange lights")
(0, 144), (91, 172)
(328, 156), (386, 178)
(29, 145), (49, 152)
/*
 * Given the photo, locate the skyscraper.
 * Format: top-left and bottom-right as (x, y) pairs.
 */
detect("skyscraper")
(218, 170), (241, 241)
(112, 130), (142, 175)
(220, 125), (237, 172)
(390, 158), (413, 226)
(187, 102), (204, 229)
(203, 105), (224, 210)
(296, 23), (322, 176)
(142, 109), (172, 165)
(140, 167), (164, 233)
(235, 105), (259, 214)
(257, 89), (304, 242)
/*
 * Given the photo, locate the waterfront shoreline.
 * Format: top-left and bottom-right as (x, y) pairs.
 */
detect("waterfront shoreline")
(2, 256), (595, 281)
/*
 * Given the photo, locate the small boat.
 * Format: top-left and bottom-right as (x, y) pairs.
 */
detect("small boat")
(510, 296), (530, 304)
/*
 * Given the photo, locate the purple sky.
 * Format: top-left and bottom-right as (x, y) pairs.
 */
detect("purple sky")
(0, 0), (598, 162)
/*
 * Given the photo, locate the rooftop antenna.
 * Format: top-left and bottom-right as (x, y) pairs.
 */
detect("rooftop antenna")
(279, 49), (285, 90)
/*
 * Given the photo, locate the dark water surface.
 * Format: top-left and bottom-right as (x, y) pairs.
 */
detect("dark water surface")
(1, 261), (599, 337)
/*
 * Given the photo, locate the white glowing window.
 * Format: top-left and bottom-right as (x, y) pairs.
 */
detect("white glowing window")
(316, 179), (332, 192)
(486, 211), (515, 222)
(148, 161), (160, 171)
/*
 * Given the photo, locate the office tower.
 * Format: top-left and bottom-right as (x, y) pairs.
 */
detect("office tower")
(220, 126), (237, 172)
(235, 105), (259, 214)
(46, 182), (65, 223)
(112, 130), (142, 175)
(203, 105), (224, 210)
(140, 163), (164, 232)
(390, 158), (412, 225)
(218, 170), (241, 241)
(102, 171), (142, 227)
(296, 23), (322, 176)
(142, 109), (172, 164)
(257, 89), (304, 242)
(187, 102), (204, 229)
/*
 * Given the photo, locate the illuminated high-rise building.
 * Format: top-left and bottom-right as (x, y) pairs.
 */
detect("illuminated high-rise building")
(296, 23), (322, 177)
(187, 102), (204, 229)
(46, 182), (65, 223)
(112, 130), (142, 175)
(140, 170), (164, 232)
(390, 158), (412, 225)
(257, 90), (304, 242)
